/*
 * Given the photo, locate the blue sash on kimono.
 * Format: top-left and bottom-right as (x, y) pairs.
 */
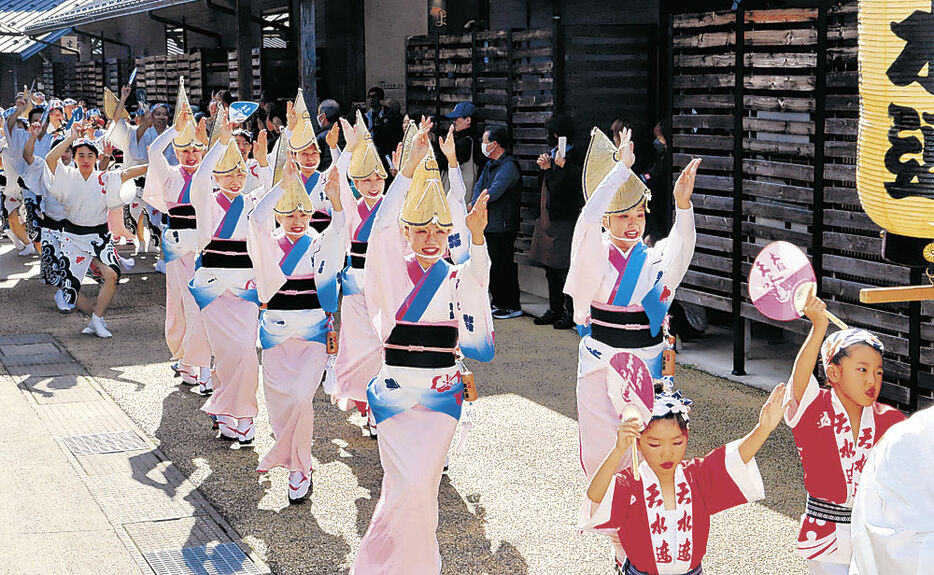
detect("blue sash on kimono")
(302, 171), (321, 200)
(368, 257), (463, 425)
(341, 198), (382, 296)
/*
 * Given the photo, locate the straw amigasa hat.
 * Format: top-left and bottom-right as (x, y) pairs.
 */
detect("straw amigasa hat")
(348, 110), (388, 180)
(172, 120), (202, 150)
(288, 117), (320, 153)
(213, 140), (247, 176)
(400, 147), (452, 228)
(102, 88), (128, 122)
(274, 172), (316, 215)
(172, 76), (192, 127)
(396, 121), (419, 173)
(582, 127), (651, 214)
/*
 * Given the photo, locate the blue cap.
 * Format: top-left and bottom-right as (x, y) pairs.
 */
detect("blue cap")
(445, 102), (476, 119)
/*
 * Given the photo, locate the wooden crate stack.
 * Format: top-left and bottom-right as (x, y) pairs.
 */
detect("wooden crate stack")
(227, 49), (239, 99)
(251, 47), (262, 100)
(134, 52), (205, 107)
(40, 61), (55, 94)
(74, 61), (103, 107)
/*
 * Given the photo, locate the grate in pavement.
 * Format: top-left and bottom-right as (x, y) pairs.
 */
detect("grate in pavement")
(142, 543), (264, 575)
(61, 430), (148, 456)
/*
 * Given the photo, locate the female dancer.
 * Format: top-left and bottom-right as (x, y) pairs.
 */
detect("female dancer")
(351, 120), (493, 574)
(329, 112), (391, 432)
(248, 160), (346, 503)
(188, 111), (262, 443)
(567, 127), (701, 479)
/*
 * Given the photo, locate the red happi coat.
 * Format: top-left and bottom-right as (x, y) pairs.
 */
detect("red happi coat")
(582, 441), (764, 575)
(783, 375), (906, 563)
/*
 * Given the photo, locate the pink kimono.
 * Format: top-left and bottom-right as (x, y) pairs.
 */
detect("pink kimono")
(328, 150), (385, 415)
(565, 162), (695, 480)
(350, 167), (493, 575)
(581, 442), (765, 575)
(188, 142), (261, 441)
(142, 127), (212, 377)
(247, 180), (347, 479)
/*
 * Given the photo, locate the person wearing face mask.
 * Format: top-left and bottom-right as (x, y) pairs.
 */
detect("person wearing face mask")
(188, 109), (264, 444)
(247, 158), (347, 504)
(314, 99), (342, 171)
(471, 125), (522, 319)
(531, 114), (584, 330)
(566, 126), (700, 492)
(352, 118), (493, 575)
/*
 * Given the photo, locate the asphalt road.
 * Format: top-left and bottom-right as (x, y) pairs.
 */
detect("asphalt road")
(0, 247), (808, 574)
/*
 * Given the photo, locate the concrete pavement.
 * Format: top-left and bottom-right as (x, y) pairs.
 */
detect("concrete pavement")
(1, 240), (808, 575)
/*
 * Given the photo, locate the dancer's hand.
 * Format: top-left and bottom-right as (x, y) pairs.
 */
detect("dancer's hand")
(673, 158), (701, 210)
(326, 122), (340, 150)
(439, 125), (457, 167)
(339, 117), (358, 152)
(614, 418), (643, 452)
(758, 383), (789, 432)
(616, 127), (635, 169)
(466, 190), (489, 244)
(324, 169), (342, 211)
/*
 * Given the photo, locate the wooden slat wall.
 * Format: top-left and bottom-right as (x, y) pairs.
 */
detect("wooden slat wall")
(405, 28), (554, 265)
(671, 10), (737, 314)
(669, 0), (931, 411)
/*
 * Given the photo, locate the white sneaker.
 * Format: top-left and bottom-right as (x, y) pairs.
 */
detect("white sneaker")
(154, 259), (166, 274)
(6, 230), (26, 250)
(288, 470), (312, 504)
(89, 314), (112, 338)
(82, 324), (94, 335)
(17, 244), (36, 256)
(118, 255), (135, 271)
(54, 289), (75, 313)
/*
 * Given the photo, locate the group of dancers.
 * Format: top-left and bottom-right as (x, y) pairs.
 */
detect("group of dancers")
(0, 79), (925, 575)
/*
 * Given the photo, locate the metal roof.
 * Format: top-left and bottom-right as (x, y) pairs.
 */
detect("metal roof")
(23, 0), (197, 36)
(0, 0), (97, 55)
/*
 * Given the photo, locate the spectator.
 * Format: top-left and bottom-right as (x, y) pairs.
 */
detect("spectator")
(315, 98), (341, 170)
(472, 125), (522, 319)
(642, 119), (670, 239)
(529, 114), (583, 329)
(608, 118), (632, 147)
(365, 86), (402, 163)
(437, 101), (482, 202)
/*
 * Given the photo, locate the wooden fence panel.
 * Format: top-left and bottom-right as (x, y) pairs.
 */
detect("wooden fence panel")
(671, 11), (737, 313)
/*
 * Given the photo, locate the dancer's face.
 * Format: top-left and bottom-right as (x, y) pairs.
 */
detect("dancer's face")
(604, 205), (646, 250)
(826, 344), (883, 408)
(215, 171), (246, 194)
(637, 418), (688, 479)
(176, 146), (203, 169)
(404, 223), (450, 261)
(276, 210), (312, 240)
(235, 135), (252, 160)
(291, 147), (320, 172)
(353, 175), (385, 199)
(73, 146), (98, 172)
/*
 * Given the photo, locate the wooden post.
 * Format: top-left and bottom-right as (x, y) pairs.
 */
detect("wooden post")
(290, 0), (317, 112)
(908, 267), (923, 411)
(731, 5), (746, 376)
(235, 0), (255, 101)
(812, 3), (828, 293)
(433, 33), (441, 120)
(552, 14), (564, 115)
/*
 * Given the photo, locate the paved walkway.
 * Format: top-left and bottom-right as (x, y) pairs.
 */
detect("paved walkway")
(0, 331), (268, 575)
(1, 241), (809, 574)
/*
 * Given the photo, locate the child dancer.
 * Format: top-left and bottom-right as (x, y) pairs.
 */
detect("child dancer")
(189, 113), (262, 444)
(582, 385), (786, 575)
(784, 291), (906, 574)
(350, 121), (493, 574)
(283, 94), (337, 233)
(41, 128), (147, 336)
(566, 127), (701, 479)
(329, 113), (390, 432)
(142, 94), (214, 393)
(248, 161), (346, 503)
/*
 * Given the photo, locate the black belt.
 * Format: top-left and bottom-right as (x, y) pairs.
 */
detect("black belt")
(590, 305), (663, 349)
(63, 221), (108, 236)
(310, 210), (331, 233)
(267, 277), (321, 310)
(167, 205), (197, 230)
(384, 324), (458, 368)
(134, 176), (146, 188)
(201, 239), (251, 269)
(805, 495), (851, 524)
(43, 217), (66, 231)
(350, 240), (367, 269)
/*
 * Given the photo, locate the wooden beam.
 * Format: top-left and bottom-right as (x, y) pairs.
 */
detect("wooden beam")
(860, 285), (934, 304)
(235, 0), (256, 100)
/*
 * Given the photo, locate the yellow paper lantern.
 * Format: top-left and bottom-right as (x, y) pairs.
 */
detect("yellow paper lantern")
(857, 1), (934, 248)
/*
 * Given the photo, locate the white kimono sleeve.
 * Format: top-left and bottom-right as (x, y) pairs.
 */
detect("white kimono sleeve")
(141, 126), (177, 213)
(190, 142), (226, 251)
(247, 183), (288, 303)
(334, 148), (356, 239)
(447, 165), (470, 265)
(652, 204), (696, 295)
(105, 119), (132, 155)
(565, 161), (634, 326)
(314, 208), (347, 313)
(104, 170), (135, 209)
(455, 243), (494, 362)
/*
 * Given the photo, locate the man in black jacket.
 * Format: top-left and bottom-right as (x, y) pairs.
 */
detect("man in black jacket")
(471, 125), (523, 319)
(529, 115), (583, 329)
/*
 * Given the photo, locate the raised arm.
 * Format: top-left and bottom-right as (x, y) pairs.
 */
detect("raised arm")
(587, 420), (642, 503)
(46, 127), (78, 174)
(737, 383), (787, 464)
(790, 290), (829, 404)
(190, 140), (226, 223)
(22, 122), (41, 166)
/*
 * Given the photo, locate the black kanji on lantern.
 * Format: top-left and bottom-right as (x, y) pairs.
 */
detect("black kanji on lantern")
(883, 103), (934, 200)
(886, 2), (934, 96)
